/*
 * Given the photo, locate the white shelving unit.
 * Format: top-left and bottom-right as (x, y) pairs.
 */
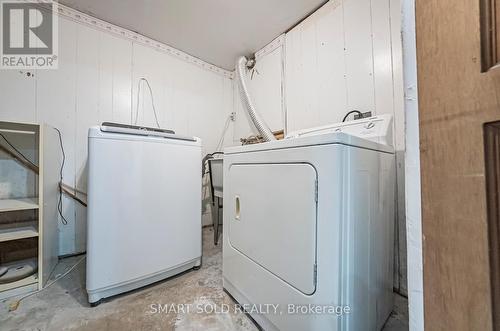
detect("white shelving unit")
(0, 198), (39, 212)
(0, 275), (38, 297)
(0, 226), (38, 242)
(0, 121), (59, 299)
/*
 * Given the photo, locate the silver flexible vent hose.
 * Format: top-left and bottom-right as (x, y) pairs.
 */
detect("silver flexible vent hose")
(236, 56), (276, 142)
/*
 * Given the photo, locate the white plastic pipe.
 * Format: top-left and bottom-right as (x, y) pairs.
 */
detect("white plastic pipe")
(236, 56), (276, 142)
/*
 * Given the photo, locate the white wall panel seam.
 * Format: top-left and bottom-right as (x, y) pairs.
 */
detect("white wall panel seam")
(314, 22), (320, 126)
(130, 43), (135, 125)
(97, 32), (102, 122)
(35, 69), (38, 122)
(341, 0), (349, 111)
(110, 36), (115, 121)
(281, 42), (288, 135)
(388, 0), (398, 138)
(66, 22), (79, 252)
(369, 0), (377, 115)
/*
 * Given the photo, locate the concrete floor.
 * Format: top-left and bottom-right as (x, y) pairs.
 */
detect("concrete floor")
(0, 228), (409, 330)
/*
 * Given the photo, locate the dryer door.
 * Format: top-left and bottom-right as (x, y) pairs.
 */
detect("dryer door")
(228, 163), (317, 295)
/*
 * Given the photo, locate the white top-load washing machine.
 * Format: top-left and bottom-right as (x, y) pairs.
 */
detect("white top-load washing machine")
(223, 115), (395, 331)
(86, 124), (202, 305)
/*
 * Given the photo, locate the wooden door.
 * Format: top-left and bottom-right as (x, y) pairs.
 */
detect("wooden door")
(416, 0), (500, 329)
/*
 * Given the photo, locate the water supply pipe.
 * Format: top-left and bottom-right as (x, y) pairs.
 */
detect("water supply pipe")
(236, 56), (276, 142)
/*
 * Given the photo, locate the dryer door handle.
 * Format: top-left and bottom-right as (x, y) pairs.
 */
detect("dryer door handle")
(235, 195), (241, 221)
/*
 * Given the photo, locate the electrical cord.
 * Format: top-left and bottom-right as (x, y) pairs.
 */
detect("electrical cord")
(204, 113), (230, 204)
(342, 110), (363, 122)
(134, 78), (161, 128)
(202, 152), (224, 176)
(0, 133), (38, 169)
(215, 115), (232, 152)
(54, 128), (68, 225)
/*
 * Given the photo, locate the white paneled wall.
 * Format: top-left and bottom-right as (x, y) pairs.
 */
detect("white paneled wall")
(285, 0), (402, 134)
(285, 0), (348, 133)
(0, 16), (233, 256)
(232, 0), (407, 293)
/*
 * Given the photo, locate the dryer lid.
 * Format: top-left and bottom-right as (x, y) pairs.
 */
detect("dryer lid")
(224, 114), (394, 155)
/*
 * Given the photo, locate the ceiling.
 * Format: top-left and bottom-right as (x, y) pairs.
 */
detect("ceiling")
(59, 0), (327, 70)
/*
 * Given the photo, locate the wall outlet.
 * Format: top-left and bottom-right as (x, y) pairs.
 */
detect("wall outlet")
(354, 111), (372, 120)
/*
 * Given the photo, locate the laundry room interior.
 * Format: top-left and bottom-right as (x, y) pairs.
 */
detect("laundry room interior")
(1, 0), (498, 330)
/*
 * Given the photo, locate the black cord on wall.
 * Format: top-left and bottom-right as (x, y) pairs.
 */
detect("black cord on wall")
(342, 110), (363, 122)
(53, 128), (68, 225)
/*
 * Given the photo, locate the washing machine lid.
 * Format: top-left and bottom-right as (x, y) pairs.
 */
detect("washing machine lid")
(88, 125), (201, 146)
(225, 115), (394, 155)
(101, 122), (176, 135)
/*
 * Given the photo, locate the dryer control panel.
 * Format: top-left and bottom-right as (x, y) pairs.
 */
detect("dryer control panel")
(286, 114), (393, 147)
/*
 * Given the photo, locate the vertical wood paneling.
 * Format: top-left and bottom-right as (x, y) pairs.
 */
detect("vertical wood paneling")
(343, 0), (375, 114)
(73, 25), (101, 254)
(35, 18), (78, 255)
(371, 0), (394, 117)
(187, 71), (229, 154)
(169, 57), (192, 136)
(0, 71), (36, 123)
(222, 77), (235, 148)
(75, 25), (100, 193)
(389, 0), (405, 152)
(284, 0), (385, 133)
(110, 39), (133, 124)
(97, 33), (116, 123)
(288, 16), (320, 131)
(316, 0), (348, 125)
(285, 0), (348, 133)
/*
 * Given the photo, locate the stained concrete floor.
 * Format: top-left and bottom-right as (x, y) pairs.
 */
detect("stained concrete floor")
(0, 228), (409, 331)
